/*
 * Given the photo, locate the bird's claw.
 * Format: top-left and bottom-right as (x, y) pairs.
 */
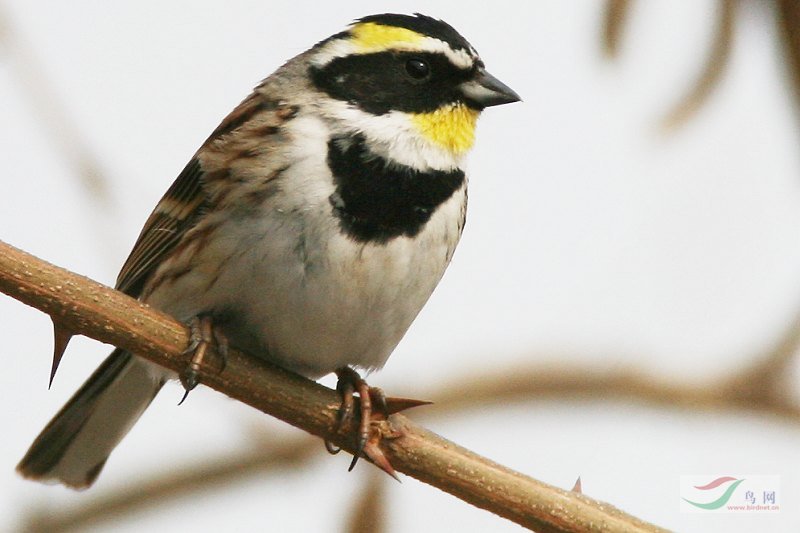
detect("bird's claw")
(178, 315), (227, 404)
(325, 367), (430, 479)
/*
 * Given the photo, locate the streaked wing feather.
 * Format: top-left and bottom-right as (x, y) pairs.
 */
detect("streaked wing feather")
(115, 158), (207, 296)
(115, 90), (291, 297)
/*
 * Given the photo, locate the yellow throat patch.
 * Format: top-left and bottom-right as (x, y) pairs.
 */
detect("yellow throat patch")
(349, 22), (424, 52)
(412, 104), (479, 155)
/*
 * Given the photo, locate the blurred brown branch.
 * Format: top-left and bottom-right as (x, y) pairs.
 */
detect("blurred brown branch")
(0, 239), (667, 533)
(428, 344), (800, 422)
(777, 0), (800, 120)
(22, 434), (319, 533)
(345, 470), (388, 533)
(601, 0), (800, 134)
(602, 0), (737, 130)
(661, 0), (736, 129)
(602, 0), (632, 57)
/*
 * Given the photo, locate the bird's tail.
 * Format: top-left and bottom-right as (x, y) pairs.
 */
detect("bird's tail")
(17, 348), (166, 489)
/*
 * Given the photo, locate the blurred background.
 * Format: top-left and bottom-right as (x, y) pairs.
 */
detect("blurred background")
(2, 0), (800, 531)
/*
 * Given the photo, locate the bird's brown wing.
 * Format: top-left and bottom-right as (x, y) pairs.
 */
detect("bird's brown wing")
(115, 157), (208, 297)
(115, 91), (284, 297)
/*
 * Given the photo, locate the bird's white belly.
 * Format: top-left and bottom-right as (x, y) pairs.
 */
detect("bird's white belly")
(148, 183), (465, 379)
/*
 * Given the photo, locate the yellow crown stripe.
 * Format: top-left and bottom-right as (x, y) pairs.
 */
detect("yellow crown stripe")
(412, 104), (479, 155)
(350, 22), (425, 52)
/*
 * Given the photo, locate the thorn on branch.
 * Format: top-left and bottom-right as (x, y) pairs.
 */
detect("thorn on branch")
(49, 321), (74, 388)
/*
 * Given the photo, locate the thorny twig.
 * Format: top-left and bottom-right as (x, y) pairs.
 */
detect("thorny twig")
(19, 309), (799, 532)
(0, 240), (668, 532)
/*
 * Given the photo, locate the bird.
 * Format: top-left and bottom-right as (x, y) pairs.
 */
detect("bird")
(17, 12), (520, 489)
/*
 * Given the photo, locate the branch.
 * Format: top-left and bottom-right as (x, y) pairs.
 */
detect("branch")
(601, 0), (632, 58)
(660, 0), (736, 130)
(345, 470), (388, 533)
(777, 0), (800, 123)
(17, 311), (798, 533)
(0, 240), (667, 532)
(601, 0), (738, 131)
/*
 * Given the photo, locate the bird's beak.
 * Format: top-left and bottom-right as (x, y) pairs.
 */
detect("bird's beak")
(460, 68), (521, 108)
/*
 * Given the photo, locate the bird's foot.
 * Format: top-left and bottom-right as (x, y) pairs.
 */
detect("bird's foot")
(325, 367), (431, 479)
(178, 315), (228, 404)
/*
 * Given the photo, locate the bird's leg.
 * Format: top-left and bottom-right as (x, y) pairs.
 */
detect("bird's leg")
(325, 366), (402, 477)
(338, 367), (388, 467)
(324, 367), (433, 477)
(178, 315), (228, 404)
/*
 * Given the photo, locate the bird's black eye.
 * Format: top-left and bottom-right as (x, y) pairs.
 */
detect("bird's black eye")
(405, 58), (431, 80)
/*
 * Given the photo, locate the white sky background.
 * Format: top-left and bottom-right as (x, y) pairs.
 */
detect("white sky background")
(1, 1), (800, 531)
